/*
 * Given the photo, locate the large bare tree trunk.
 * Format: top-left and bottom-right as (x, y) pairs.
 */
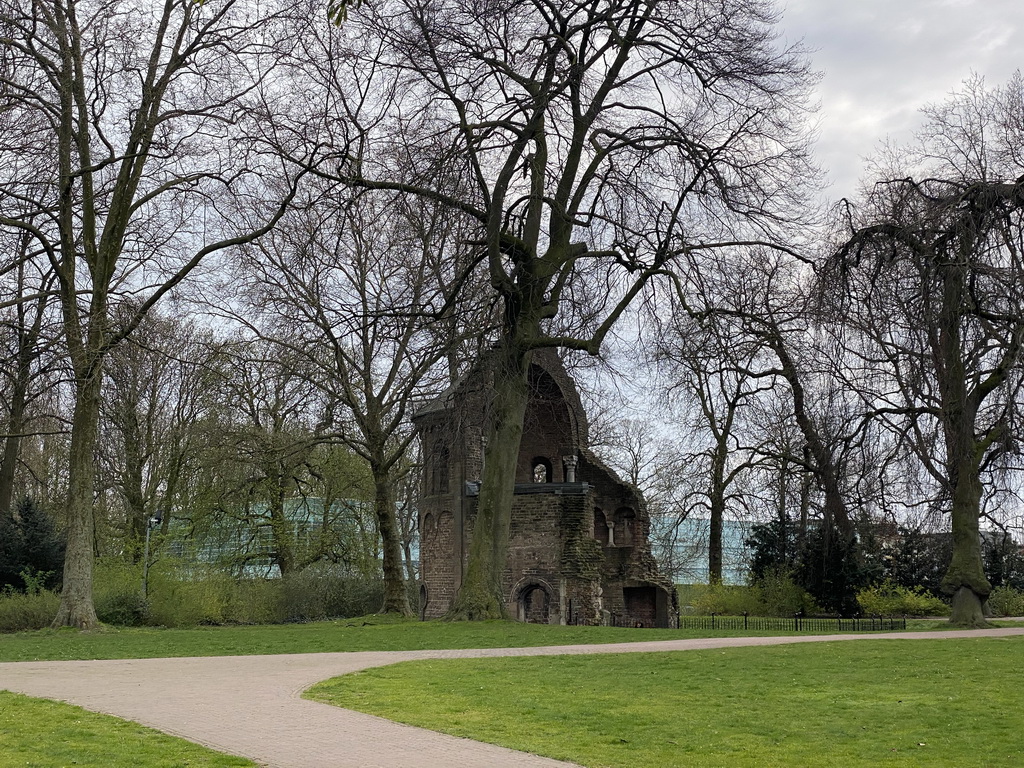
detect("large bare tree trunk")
(939, 266), (991, 627)
(269, 488), (296, 577)
(941, 425), (990, 627)
(448, 345), (531, 620)
(708, 447), (725, 584)
(51, 369), (102, 629)
(372, 469), (412, 615)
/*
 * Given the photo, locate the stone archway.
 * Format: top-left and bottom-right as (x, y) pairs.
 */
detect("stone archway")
(512, 580), (554, 624)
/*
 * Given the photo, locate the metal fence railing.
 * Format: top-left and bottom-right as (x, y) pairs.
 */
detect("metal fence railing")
(564, 602), (907, 632)
(676, 613), (907, 632)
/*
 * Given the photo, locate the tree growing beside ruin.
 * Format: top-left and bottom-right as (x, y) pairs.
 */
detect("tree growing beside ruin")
(320, 0), (816, 618)
(230, 182), (481, 614)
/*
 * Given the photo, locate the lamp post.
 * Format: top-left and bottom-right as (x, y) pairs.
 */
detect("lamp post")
(141, 510), (162, 600)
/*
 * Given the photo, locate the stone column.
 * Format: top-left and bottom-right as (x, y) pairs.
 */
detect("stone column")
(563, 454), (579, 483)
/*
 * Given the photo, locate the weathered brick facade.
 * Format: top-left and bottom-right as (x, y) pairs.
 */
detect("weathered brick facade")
(415, 350), (678, 627)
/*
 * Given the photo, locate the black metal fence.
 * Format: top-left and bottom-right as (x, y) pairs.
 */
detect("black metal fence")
(676, 613), (907, 632)
(564, 603), (907, 631)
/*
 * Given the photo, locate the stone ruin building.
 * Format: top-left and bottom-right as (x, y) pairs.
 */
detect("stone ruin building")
(414, 348), (678, 627)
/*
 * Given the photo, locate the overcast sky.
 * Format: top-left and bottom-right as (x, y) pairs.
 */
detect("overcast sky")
(781, 0), (1022, 201)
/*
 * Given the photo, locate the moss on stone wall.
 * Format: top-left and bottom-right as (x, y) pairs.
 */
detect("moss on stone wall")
(558, 495), (603, 581)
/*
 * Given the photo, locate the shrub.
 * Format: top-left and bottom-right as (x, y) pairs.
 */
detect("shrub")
(281, 564), (384, 622)
(685, 583), (763, 616)
(680, 571), (819, 618)
(225, 579), (285, 624)
(986, 586), (1024, 617)
(147, 563), (237, 627)
(93, 558), (148, 626)
(856, 582), (949, 617)
(91, 555), (387, 627)
(96, 592), (151, 626)
(754, 569), (819, 617)
(0, 588), (59, 631)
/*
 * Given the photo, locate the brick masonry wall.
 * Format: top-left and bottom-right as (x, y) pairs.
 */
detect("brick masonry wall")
(414, 351), (678, 627)
(421, 510), (456, 619)
(504, 495), (565, 618)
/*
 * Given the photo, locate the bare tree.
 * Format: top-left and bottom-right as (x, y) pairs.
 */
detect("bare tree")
(204, 337), (337, 577)
(315, 0), (816, 618)
(230, 183), (478, 614)
(653, 312), (775, 583)
(0, 232), (60, 519)
(96, 311), (218, 556)
(0, 0), (310, 627)
(830, 75), (1024, 626)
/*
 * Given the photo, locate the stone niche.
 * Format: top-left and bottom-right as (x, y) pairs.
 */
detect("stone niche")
(414, 348), (678, 627)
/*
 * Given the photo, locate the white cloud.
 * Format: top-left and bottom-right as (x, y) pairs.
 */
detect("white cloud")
(782, 0), (1021, 198)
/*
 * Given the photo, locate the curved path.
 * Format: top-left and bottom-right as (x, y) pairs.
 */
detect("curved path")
(3, 627), (1024, 767)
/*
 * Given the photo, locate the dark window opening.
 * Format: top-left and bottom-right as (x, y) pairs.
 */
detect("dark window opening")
(430, 443), (449, 494)
(520, 584), (551, 623)
(614, 508), (636, 546)
(594, 508), (609, 545)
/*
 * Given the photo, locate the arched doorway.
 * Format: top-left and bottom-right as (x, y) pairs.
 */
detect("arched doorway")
(515, 582), (553, 623)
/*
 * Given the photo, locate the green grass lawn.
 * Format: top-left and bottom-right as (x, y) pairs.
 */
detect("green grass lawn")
(308, 636), (1024, 767)
(0, 614), (948, 662)
(0, 691), (255, 767)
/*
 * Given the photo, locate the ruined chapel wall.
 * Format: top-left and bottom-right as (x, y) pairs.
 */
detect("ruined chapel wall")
(504, 495), (565, 600)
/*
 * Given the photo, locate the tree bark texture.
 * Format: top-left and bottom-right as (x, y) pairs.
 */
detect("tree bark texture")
(708, 446), (726, 584)
(937, 261), (992, 626)
(51, 369), (102, 629)
(373, 470), (412, 615)
(0, 360), (30, 520)
(448, 345), (531, 620)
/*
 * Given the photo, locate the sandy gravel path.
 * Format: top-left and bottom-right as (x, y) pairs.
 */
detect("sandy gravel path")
(3, 627), (1023, 767)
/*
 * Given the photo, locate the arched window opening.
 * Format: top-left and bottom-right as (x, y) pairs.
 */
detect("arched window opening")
(594, 508), (609, 545)
(421, 512), (436, 542)
(430, 442), (449, 494)
(437, 447), (449, 493)
(614, 508), (636, 547)
(532, 457), (553, 483)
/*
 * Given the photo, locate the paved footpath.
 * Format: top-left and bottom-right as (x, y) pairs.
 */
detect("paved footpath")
(3, 627), (1024, 768)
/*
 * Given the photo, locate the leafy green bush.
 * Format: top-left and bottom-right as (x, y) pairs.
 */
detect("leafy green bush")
(147, 563), (237, 627)
(986, 586), (1024, 617)
(755, 569), (819, 617)
(92, 555), (386, 627)
(93, 558), (148, 625)
(96, 592), (151, 626)
(679, 571), (818, 617)
(0, 588), (59, 631)
(684, 582), (763, 616)
(856, 582), (949, 617)
(281, 564), (384, 622)
(225, 579), (285, 624)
